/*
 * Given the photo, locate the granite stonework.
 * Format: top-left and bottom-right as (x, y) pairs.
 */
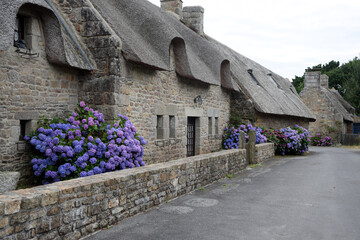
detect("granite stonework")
(0, 0), (310, 184)
(0, 172), (20, 194)
(0, 149), (248, 240)
(254, 143), (275, 164)
(0, 33), (81, 182)
(255, 112), (310, 130)
(300, 71), (354, 142)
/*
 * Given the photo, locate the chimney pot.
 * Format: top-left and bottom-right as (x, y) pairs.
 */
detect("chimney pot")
(183, 6), (205, 36)
(160, 0), (183, 18)
(304, 71), (321, 89)
(320, 74), (329, 89)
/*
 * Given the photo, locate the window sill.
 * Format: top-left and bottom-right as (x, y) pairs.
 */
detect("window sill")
(155, 138), (181, 147)
(16, 141), (31, 152)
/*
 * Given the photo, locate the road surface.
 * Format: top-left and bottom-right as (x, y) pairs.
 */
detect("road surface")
(85, 147), (360, 240)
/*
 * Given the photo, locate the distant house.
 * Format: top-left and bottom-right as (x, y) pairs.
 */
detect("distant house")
(300, 71), (359, 141)
(0, 0), (314, 181)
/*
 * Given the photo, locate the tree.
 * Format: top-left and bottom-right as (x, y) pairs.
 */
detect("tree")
(291, 57), (360, 114)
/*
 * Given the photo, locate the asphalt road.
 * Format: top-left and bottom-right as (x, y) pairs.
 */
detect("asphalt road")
(85, 147), (360, 240)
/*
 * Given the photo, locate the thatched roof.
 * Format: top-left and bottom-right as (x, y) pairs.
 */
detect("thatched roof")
(0, 0), (94, 70)
(325, 88), (354, 122)
(89, 0), (315, 120)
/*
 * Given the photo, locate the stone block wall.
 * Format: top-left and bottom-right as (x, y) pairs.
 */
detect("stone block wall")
(0, 149), (246, 240)
(255, 143), (275, 164)
(300, 87), (344, 142)
(230, 91), (256, 125)
(0, 33), (80, 182)
(255, 112), (310, 130)
(117, 63), (231, 165)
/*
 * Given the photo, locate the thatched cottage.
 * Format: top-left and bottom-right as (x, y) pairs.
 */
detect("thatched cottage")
(300, 71), (359, 141)
(0, 0), (315, 181)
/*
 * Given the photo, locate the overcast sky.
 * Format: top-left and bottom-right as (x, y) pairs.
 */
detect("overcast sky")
(147, 0), (360, 80)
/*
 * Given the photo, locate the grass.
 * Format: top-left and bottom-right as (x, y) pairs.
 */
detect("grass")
(226, 173), (233, 179)
(249, 163), (262, 168)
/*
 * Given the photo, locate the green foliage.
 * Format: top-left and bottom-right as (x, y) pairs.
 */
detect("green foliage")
(292, 75), (305, 93)
(226, 173), (233, 179)
(291, 57), (360, 114)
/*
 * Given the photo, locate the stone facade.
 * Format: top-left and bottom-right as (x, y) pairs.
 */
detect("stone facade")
(0, 149), (247, 240)
(0, 8), (82, 180)
(0, 0), (312, 183)
(300, 71), (354, 142)
(255, 112), (310, 130)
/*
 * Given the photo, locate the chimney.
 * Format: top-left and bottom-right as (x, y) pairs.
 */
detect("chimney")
(320, 74), (329, 89)
(183, 6), (204, 36)
(160, 0), (183, 18)
(304, 71), (320, 89)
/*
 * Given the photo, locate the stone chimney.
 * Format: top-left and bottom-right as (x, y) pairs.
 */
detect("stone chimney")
(304, 71), (320, 89)
(320, 74), (329, 89)
(183, 6), (204, 36)
(161, 0), (183, 18)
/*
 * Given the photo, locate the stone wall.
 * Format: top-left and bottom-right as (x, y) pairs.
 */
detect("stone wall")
(255, 112), (310, 130)
(0, 19), (81, 181)
(255, 143), (275, 163)
(0, 149), (246, 240)
(116, 62), (231, 165)
(300, 87), (344, 143)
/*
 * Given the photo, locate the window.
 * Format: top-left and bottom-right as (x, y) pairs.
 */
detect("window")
(215, 117), (219, 135)
(169, 116), (175, 138)
(248, 69), (260, 85)
(208, 117), (212, 135)
(19, 120), (31, 141)
(290, 87), (296, 94)
(354, 123), (360, 134)
(156, 115), (164, 139)
(14, 15), (27, 49)
(268, 74), (280, 88)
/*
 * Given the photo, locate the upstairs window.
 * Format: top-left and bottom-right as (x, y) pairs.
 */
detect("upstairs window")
(248, 69), (260, 85)
(268, 74), (280, 88)
(14, 15), (28, 49)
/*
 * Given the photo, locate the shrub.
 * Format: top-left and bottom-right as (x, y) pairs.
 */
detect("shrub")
(311, 133), (333, 146)
(222, 124), (267, 149)
(25, 102), (147, 184)
(273, 125), (310, 155)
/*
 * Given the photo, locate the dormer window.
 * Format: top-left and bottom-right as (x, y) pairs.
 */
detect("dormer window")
(268, 73), (280, 88)
(14, 15), (28, 49)
(248, 69), (260, 85)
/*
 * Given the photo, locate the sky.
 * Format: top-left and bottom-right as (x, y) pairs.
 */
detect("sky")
(147, 0), (360, 80)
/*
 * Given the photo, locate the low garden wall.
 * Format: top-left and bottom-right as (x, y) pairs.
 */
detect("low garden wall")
(0, 149), (247, 240)
(255, 143), (275, 163)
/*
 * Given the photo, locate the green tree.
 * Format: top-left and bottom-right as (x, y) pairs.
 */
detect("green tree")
(291, 57), (360, 114)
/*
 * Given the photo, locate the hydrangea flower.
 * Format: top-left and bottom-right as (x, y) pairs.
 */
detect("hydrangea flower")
(25, 101), (147, 184)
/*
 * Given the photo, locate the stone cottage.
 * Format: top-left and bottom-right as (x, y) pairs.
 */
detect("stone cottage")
(300, 71), (359, 141)
(0, 0), (315, 182)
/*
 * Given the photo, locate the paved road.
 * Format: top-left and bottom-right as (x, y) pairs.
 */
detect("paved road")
(86, 147), (360, 240)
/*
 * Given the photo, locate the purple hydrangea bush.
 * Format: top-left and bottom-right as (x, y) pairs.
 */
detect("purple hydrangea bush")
(223, 123), (310, 156)
(311, 133), (333, 146)
(222, 124), (267, 149)
(274, 125), (310, 155)
(25, 102), (147, 184)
